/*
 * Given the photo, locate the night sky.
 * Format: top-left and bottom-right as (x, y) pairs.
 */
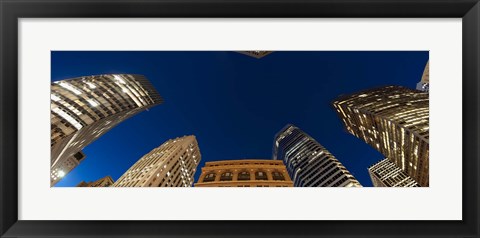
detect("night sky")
(52, 51), (429, 187)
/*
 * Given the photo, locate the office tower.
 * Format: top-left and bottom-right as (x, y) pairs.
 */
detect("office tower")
(50, 74), (163, 186)
(273, 124), (362, 187)
(237, 51), (273, 59)
(333, 86), (429, 186)
(50, 151), (85, 186)
(195, 159), (293, 187)
(113, 135), (201, 187)
(416, 61), (429, 92)
(368, 159), (419, 187)
(77, 175), (115, 187)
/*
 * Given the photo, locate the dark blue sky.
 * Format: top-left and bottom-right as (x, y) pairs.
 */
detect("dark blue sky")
(52, 51), (428, 187)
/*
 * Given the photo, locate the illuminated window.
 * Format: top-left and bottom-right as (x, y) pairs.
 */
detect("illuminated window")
(237, 171), (250, 181)
(272, 171), (285, 181)
(255, 171), (268, 180)
(220, 172), (233, 181)
(203, 173), (216, 182)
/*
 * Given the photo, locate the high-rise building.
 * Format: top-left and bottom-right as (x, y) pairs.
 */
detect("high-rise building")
(237, 51), (273, 59)
(113, 135), (201, 187)
(77, 175), (115, 187)
(50, 74), (162, 186)
(50, 151), (85, 186)
(273, 124), (362, 187)
(333, 86), (429, 186)
(416, 61), (429, 92)
(194, 159), (293, 187)
(368, 159), (419, 187)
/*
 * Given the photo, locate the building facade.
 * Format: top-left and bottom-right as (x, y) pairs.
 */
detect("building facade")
(50, 74), (163, 186)
(416, 61), (429, 92)
(236, 51), (273, 59)
(113, 135), (201, 187)
(273, 124), (362, 187)
(368, 159), (419, 187)
(333, 86), (429, 186)
(77, 175), (115, 187)
(51, 151), (85, 186)
(195, 159), (293, 187)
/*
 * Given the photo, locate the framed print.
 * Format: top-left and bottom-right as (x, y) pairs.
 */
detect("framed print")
(1, 0), (479, 237)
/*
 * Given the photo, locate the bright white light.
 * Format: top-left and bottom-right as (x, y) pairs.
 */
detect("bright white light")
(86, 82), (96, 89)
(59, 82), (82, 95)
(87, 99), (99, 107)
(52, 107), (83, 130)
(114, 75), (126, 84)
(51, 94), (61, 102)
(58, 170), (65, 177)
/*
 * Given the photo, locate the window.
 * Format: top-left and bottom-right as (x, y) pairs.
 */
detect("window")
(203, 173), (216, 182)
(237, 171), (250, 180)
(255, 171), (268, 180)
(73, 152), (84, 161)
(220, 172), (233, 181)
(272, 171), (285, 181)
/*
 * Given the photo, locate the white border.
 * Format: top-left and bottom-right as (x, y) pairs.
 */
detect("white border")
(19, 19), (462, 220)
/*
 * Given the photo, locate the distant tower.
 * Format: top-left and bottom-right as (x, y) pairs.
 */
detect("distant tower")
(237, 51), (273, 59)
(77, 175), (115, 187)
(368, 159), (419, 187)
(333, 86), (429, 186)
(50, 74), (163, 186)
(113, 135), (201, 187)
(195, 159), (293, 187)
(51, 151), (85, 186)
(273, 124), (362, 187)
(416, 61), (429, 92)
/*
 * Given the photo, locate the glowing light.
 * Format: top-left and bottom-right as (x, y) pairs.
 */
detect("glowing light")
(86, 82), (96, 89)
(114, 75), (126, 84)
(87, 99), (99, 107)
(58, 82), (82, 95)
(58, 170), (65, 177)
(52, 107), (83, 130)
(51, 94), (61, 102)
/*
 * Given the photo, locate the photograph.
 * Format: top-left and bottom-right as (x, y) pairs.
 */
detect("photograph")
(50, 51), (429, 188)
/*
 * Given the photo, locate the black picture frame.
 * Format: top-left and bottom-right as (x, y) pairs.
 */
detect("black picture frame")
(1, 0), (479, 237)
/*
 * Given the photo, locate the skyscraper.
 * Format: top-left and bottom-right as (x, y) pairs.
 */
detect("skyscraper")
(77, 175), (115, 187)
(273, 124), (362, 187)
(368, 159), (419, 187)
(237, 51), (273, 59)
(194, 159), (293, 187)
(50, 74), (163, 186)
(333, 86), (429, 186)
(113, 135), (201, 187)
(416, 61), (429, 92)
(50, 151), (85, 186)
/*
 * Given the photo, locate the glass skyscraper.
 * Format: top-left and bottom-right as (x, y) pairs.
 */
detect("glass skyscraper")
(273, 124), (362, 187)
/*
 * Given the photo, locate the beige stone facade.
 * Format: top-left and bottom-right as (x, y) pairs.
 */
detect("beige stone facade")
(416, 61), (429, 91)
(333, 86), (429, 186)
(77, 175), (115, 187)
(113, 135), (201, 187)
(195, 159), (293, 187)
